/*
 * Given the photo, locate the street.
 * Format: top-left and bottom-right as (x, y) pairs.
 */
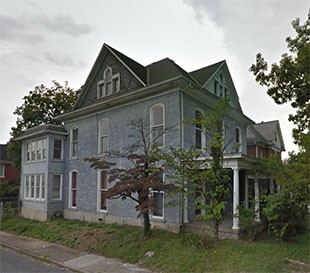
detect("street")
(0, 246), (73, 273)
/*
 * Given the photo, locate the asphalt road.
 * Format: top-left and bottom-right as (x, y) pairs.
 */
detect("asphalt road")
(0, 246), (73, 273)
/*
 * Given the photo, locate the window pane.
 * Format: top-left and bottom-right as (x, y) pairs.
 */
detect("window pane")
(53, 139), (62, 159)
(152, 106), (163, 126)
(101, 172), (108, 189)
(153, 192), (163, 217)
(31, 176), (35, 198)
(152, 126), (163, 146)
(72, 128), (78, 141)
(52, 175), (61, 199)
(100, 192), (107, 210)
(100, 136), (108, 153)
(35, 175), (40, 198)
(26, 143), (31, 161)
(100, 120), (108, 135)
(42, 139), (46, 159)
(36, 140), (42, 160)
(41, 175), (45, 199)
(72, 172), (77, 188)
(195, 129), (202, 149)
(31, 142), (36, 160)
(72, 190), (77, 207)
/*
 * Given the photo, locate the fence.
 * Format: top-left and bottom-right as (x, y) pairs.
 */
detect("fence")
(0, 197), (20, 221)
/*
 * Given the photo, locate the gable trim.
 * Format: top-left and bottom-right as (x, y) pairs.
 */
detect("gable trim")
(202, 61), (225, 89)
(105, 44), (146, 87)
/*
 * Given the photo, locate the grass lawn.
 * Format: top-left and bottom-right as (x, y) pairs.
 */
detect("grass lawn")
(1, 216), (309, 272)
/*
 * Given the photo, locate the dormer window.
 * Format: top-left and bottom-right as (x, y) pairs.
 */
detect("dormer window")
(97, 67), (120, 99)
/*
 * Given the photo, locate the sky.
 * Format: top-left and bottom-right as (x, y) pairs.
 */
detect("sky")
(0, 0), (308, 157)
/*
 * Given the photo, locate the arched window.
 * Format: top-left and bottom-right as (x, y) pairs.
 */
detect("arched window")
(69, 170), (78, 208)
(97, 67), (120, 98)
(104, 67), (112, 96)
(235, 127), (241, 153)
(150, 104), (164, 147)
(195, 110), (203, 149)
(99, 118), (109, 154)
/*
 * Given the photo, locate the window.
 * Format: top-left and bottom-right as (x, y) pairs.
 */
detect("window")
(99, 119), (109, 154)
(98, 171), (108, 211)
(214, 80), (218, 95)
(53, 139), (62, 160)
(69, 171), (77, 208)
(195, 110), (205, 149)
(150, 104), (165, 147)
(0, 164), (4, 178)
(152, 192), (164, 217)
(235, 127), (241, 153)
(25, 139), (46, 162)
(97, 67), (120, 98)
(24, 174), (45, 200)
(52, 175), (62, 200)
(70, 128), (78, 158)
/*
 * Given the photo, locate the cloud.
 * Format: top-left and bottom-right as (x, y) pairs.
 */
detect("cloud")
(43, 51), (76, 67)
(183, 0), (308, 61)
(0, 13), (93, 44)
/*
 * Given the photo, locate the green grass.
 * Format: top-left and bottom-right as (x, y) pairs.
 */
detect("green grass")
(1, 216), (309, 272)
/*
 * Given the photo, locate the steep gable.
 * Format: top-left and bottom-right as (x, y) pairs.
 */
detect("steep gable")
(190, 61), (243, 112)
(74, 44), (146, 110)
(252, 121), (285, 151)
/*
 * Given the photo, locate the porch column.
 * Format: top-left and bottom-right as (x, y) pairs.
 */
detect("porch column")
(232, 167), (240, 230)
(254, 173), (261, 222)
(245, 174), (249, 208)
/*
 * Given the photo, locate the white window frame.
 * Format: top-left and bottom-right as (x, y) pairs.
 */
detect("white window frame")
(97, 170), (108, 212)
(195, 109), (206, 149)
(69, 170), (78, 208)
(53, 139), (63, 160)
(25, 139), (46, 162)
(97, 67), (120, 99)
(24, 174), (45, 201)
(151, 191), (165, 219)
(150, 171), (165, 219)
(98, 118), (109, 154)
(52, 174), (63, 200)
(150, 103), (165, 148)
(70, 127), (78, 158)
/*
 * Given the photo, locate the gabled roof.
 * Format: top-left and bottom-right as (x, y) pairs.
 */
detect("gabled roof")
(146, 58), (199, 85)
(190, 60), (225, 86)
(248, 121), (285, 151)
(105, 44), (147, 85)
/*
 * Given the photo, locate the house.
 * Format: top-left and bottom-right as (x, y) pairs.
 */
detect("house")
(17, 44), (285, 237)
(0, 144), (16, 181)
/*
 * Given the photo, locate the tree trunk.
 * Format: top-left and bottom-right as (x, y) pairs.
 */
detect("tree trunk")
(143, 212), (151, 236)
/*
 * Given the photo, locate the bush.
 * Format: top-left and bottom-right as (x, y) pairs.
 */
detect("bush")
(262, 190), (307, 241)
(238, 202), (258, 241)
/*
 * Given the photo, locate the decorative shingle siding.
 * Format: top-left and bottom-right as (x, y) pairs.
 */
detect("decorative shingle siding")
(81, 53), (144, 108)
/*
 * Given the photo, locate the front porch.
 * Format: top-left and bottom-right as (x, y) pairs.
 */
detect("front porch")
(182, 154), (271, 239)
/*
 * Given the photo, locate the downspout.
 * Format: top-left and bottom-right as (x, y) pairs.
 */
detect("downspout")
(179, 90), (185, 231)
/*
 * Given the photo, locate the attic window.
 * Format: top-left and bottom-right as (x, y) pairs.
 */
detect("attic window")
(97, 67), (120, 99)
(214, 73), (229, 99)
(274, 132), (277, 142)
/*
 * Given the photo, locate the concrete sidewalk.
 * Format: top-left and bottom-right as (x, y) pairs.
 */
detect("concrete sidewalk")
(0, 231), (151, 273)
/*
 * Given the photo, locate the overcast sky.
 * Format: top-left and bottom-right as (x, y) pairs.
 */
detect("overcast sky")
(0, 0), (308, 157)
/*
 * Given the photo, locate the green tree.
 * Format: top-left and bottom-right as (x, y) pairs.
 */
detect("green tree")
(85, 120), (177, 236)
(8, 81), (79, 169)
(160, 99), (230, 238)
(250, 11), (310, 143)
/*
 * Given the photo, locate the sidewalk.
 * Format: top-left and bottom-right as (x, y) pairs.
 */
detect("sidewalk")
(0, 231), (151, 273)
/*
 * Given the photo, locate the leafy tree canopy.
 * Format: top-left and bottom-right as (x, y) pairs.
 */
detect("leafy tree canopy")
(8, 81), (79, 168)
(250, 11), (310, 143)
(11, 81), (79, 138)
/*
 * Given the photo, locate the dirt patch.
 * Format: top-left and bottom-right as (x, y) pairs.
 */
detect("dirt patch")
(62, 227), (114, 251)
